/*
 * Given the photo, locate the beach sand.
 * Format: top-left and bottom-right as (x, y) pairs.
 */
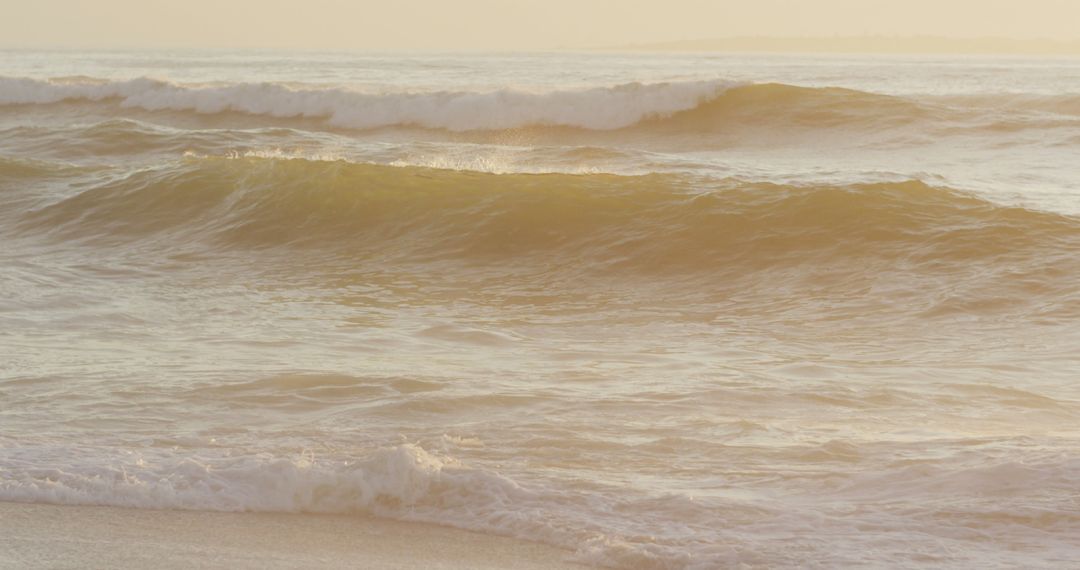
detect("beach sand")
(0, 501), (594, 569)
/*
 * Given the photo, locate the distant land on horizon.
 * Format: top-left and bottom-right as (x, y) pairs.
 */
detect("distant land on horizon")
(597, 36), (1080, 55)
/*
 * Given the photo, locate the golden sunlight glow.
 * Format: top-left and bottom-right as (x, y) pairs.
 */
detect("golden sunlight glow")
(3, 0), (1080, 50)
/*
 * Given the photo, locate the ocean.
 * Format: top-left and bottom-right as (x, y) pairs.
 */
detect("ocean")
(1, 49), (1079, 568)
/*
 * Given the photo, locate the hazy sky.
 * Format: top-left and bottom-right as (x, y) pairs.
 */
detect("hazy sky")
(3, 0), (1079, 50)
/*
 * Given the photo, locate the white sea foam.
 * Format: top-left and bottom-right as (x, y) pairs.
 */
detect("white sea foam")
(4, 441), (1076, 570)
(0, 442), (703, 569)
(0, 76), (736, 131)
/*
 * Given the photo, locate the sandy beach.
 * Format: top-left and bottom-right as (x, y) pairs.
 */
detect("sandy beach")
(0, 502), (593, 569)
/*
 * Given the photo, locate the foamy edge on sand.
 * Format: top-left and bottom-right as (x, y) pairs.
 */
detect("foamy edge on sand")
(0, 443), (694, 569)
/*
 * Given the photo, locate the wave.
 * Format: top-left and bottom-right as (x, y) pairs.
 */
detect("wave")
(0, 156), (109, 217)
(0, 155), (76, 179)
(0, 75), (944, 134)
(7, 75), (1078, 138)
(14, 157), (1080, 279)
(3, 439), (1079, 569)
(0, 75), (737, 131)
(0, 442), (713, 569)
(0, 118), (322, 165)
(637, 83), (932, 132)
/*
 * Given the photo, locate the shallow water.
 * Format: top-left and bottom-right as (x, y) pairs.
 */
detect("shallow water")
(2, 50), (1079, 569)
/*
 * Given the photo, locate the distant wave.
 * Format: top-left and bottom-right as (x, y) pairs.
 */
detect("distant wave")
(6, 75), (1078, 135)
(0, 75), (737, 131)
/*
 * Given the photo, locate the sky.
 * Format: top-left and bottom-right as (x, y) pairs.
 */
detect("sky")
(2, 0), (1079, 50)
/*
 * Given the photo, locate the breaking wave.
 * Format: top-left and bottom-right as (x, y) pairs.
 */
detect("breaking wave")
(2, 440), (1078, 570)
(0, 442), (730, 569)
(0, 75), (737, 131)
(7, 75), (1078, 137)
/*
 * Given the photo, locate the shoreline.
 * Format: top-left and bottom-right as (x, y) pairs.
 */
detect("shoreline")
(0, 501), (595, 569)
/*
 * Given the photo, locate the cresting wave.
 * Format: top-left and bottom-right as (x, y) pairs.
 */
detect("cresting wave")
(13, 156), (1080, 271)
(8, 75), (1079, 135)
(0, 75), (738, 131)
(0, 74), (973, 133)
